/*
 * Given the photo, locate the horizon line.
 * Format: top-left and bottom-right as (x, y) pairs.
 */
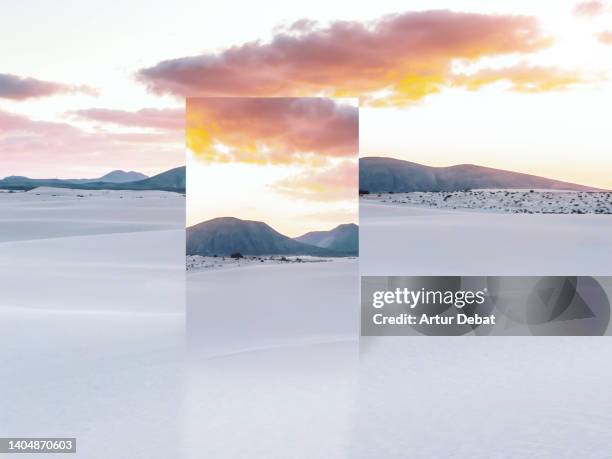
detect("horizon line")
(0, 164), (185, 181)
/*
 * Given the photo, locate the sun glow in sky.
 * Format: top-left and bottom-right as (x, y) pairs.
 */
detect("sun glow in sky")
(1, 0), (612, 187)
(186, 98), (358, 236)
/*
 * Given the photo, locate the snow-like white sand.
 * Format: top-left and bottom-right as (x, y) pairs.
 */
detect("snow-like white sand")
(361, 200), (612, 275)
(4, 187), (612, 458)
(185, 258), (359, 458)
(0, 188), (186, 458)
(353, 334), (612, 458)
(187, 258), (359, 357)
(182, 341), (358, 459)
(356, 199), (612, 457)
(0, 188), (186, 311)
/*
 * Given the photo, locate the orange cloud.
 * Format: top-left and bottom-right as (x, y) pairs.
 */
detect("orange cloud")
(451, 64), (585, 93)
(573, 1), (607, 17)
(138, 10), (554, 106)
(596, 30), (612, 44)
(0, 73), (97, 100)
(187, 97), (357, 165)
(271, 160), (357, 202)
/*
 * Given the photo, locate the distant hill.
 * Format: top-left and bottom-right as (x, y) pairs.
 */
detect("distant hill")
(126, 166), (185, 191)
(186, 217), (345, 257)
(360, 157), (604, 193)
(0, 176), (77, 190)
(295, 223), (358, 255)
(96, 170), (148, 183)
(0, 166), (184, 193)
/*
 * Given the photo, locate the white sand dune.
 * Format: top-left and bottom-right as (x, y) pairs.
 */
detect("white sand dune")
(357, 199), (612, 457)
(0, 308), (185, 459)
(352, 336), (612, 458)
(4, 187), (612, 458)
(182, 341), (358, 459)
(0, 187), (184, 243)
(0, 188), (185, 311)
(183, 334), (612, 459)
(184, 257), (360, 459)
(187, 258), (359, 357)
(361, 201), (612, 275)
(0, 188), (186, 458)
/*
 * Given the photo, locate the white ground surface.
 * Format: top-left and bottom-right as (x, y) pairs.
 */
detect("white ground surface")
(3, 188), (612, 458)
(356, 198), (612, 457)
(361, 200), (612, 275)
(354, 336), (612, 458)
(0, 188), (186, 459)
(187, 258), (359, 356)
(185, 258), (360, 459)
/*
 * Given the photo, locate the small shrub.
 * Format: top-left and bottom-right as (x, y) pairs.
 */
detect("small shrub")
(230, 252), (244, 259)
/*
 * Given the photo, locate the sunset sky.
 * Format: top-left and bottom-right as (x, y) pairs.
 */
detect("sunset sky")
(186, 98), (358, 236)
(1, 0), (612, 187)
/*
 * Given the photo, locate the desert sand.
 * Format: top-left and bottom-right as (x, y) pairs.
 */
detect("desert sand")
(0, 187), (185, 458)
(187, 258), (359, 357)
(360, 197), (612, 275)
(4, 188), (612, 458)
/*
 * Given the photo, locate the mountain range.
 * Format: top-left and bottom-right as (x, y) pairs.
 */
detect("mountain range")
(295, 223), (358, 254)
(359, 157), (604, 193)
(0, 166), (185, 193)
(187, 217), (358, 257)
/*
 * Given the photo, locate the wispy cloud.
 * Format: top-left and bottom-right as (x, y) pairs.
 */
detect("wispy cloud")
(271, 160), (357, 202)
(0, 73), (97, 100)
(187, 97), (357, 164)
(0, 110), (181, 177)
(596, 30), (612, 44)
(573, 1), (607, 17)
(138, 10), (558, 106)
(69, 107), (184, 130)
(451, 63), (586, 93)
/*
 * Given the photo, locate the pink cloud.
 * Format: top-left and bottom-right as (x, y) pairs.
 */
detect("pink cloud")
(138, 10), (554, 105)
(573, 1), (606, 17)
(187, 97), (357, 164)
(0, 110), (182, 178)
(0, 73), (97, 100)
(69, 107), (184, 130)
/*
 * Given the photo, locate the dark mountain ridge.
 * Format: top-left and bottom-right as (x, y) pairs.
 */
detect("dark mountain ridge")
(186, 217), (354, 257)
(295, 223), (358, 255)
(360, 157), (605, 193)
(0, 166), (185, 193)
